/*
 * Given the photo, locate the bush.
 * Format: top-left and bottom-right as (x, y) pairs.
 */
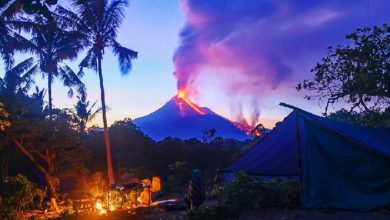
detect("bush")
(187, 172), (301, 219)
(261, 178), (300, 208)
(0, 174), (44, 217)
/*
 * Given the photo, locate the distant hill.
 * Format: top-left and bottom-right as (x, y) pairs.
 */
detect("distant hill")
(133, 96), (250, 141)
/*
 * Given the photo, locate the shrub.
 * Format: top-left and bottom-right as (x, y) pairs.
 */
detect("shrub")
(261, 178), (300, 208)
(187, 172), (301, 219)
(1, 174), (44, 215)
(219, 171), (263, 212)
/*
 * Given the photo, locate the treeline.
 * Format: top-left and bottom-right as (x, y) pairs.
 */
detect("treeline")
(86, 120), (248, 192)
(0, 91), (249, 195)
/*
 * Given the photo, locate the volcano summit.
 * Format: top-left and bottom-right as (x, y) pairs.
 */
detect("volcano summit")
(133, 95), (250, 141)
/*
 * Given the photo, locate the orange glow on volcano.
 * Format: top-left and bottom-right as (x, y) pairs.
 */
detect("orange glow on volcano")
(177, 90), (187, 99)
(176, 90), (205, 115)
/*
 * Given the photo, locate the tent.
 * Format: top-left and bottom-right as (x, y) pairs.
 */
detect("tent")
(223, 103), (390, 211)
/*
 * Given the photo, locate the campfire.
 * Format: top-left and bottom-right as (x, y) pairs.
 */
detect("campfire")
(90, 176), (162, 216)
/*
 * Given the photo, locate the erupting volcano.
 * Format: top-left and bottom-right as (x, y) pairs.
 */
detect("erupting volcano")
(133, 91), (250, 141)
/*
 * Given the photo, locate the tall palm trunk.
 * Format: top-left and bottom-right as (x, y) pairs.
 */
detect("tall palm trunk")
(97, 57), (115, 184)
(48, 74), (53, 118)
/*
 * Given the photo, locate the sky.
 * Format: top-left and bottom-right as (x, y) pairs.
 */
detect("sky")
(1, 0), (390, 128)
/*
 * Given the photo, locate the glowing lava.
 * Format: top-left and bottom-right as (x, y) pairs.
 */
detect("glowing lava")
(176, 90), (205, 115)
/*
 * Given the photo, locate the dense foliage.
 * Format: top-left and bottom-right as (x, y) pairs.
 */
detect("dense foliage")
(1, 174), (44, 213)
(187, 172), (300, 220)
(85, 120), (245, 193)
(297, 23), (390, 125)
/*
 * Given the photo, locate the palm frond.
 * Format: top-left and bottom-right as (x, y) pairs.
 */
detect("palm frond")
(102, 0), (128, 40)
(0, 0), (23, 18)
(111, 40), (137, 74)
(12, 32), (43, 56)
(87, 101), (102, 121)
(6, 18), (44, 34)
(59, 64), (86, 98)
(0, 0), (14, 12)
(79, 47), (97, 71)
(55, 5), (88, 32)
(3, 58), (37, 94)
(6, 57), (35, 76)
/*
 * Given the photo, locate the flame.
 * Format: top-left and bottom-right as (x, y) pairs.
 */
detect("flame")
(176, 90), (205, 115)
(96, 201), (107, 215)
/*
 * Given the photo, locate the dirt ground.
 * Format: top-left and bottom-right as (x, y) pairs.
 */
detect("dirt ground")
(60, 208), (390, 220)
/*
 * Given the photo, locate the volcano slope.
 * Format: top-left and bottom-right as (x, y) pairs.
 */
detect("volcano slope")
(133, 96), (249, 141)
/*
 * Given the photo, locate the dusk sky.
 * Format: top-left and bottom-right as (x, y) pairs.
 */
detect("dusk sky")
(1, 0), (389, 128)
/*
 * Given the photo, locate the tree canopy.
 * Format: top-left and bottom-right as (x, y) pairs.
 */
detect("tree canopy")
(297, 23), (390, 114)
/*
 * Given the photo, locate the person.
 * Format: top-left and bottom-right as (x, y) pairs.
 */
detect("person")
(185, 169), (205, 209)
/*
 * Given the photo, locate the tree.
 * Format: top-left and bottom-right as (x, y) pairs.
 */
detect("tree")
(250, 123), (267, 139)
(17, 14), (86, 117)
(0, 58), (37, 96)
(68, 95), (102, 137)
(3, 93), (86, 202)
(297, 23), (390, 114)
(0, 60), (37, 179)
(328, 108), (390, 126)
(58, 0), (138, 184)
(0, 0), (58, 69)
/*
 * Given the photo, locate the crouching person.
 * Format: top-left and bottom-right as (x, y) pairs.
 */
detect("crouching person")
(185, 169), (205, 209)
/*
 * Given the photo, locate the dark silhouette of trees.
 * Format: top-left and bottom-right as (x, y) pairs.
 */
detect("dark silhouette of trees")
(68, 95), (101, 138)
(18, 14), (85, 117)
(2, 92), (86, 202)
(0, 58), (37, 96)
(0, 0), (58, 69)
(297, 23), (390, 115)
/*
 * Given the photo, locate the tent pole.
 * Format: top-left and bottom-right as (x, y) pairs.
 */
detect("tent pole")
(295, 112), (305, 205)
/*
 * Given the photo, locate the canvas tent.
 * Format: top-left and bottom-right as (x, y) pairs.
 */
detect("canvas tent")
(223, 104), (390, 211)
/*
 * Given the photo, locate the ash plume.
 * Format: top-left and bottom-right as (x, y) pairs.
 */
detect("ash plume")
(173, 0), (390, 126)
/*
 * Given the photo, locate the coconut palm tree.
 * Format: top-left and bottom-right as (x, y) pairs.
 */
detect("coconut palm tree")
(69, 95), (102, 138)
(0, 58), (38, 96)
(57, 0), (138, 184)
(18, 15), (86, 117)
(0, 0), (57, 69)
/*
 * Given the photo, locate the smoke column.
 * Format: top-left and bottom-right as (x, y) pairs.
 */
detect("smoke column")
(173, 0), (390, 126)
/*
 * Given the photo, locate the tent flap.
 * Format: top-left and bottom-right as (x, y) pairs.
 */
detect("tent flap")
(303, 120), (390, 211)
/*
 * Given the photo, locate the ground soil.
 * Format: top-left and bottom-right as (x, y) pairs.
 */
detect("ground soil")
(59, 208), (389, 220)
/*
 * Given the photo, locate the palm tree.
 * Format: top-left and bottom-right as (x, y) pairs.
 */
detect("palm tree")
(69, 95), (102, 137)
(57, 0), (138, 184)
(18, 15), (86, 117)
(0, 0), (28, 70)
(0, 58), (39, 180)
(0, 0), (57, 69)
(0, 58), (37, 96)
